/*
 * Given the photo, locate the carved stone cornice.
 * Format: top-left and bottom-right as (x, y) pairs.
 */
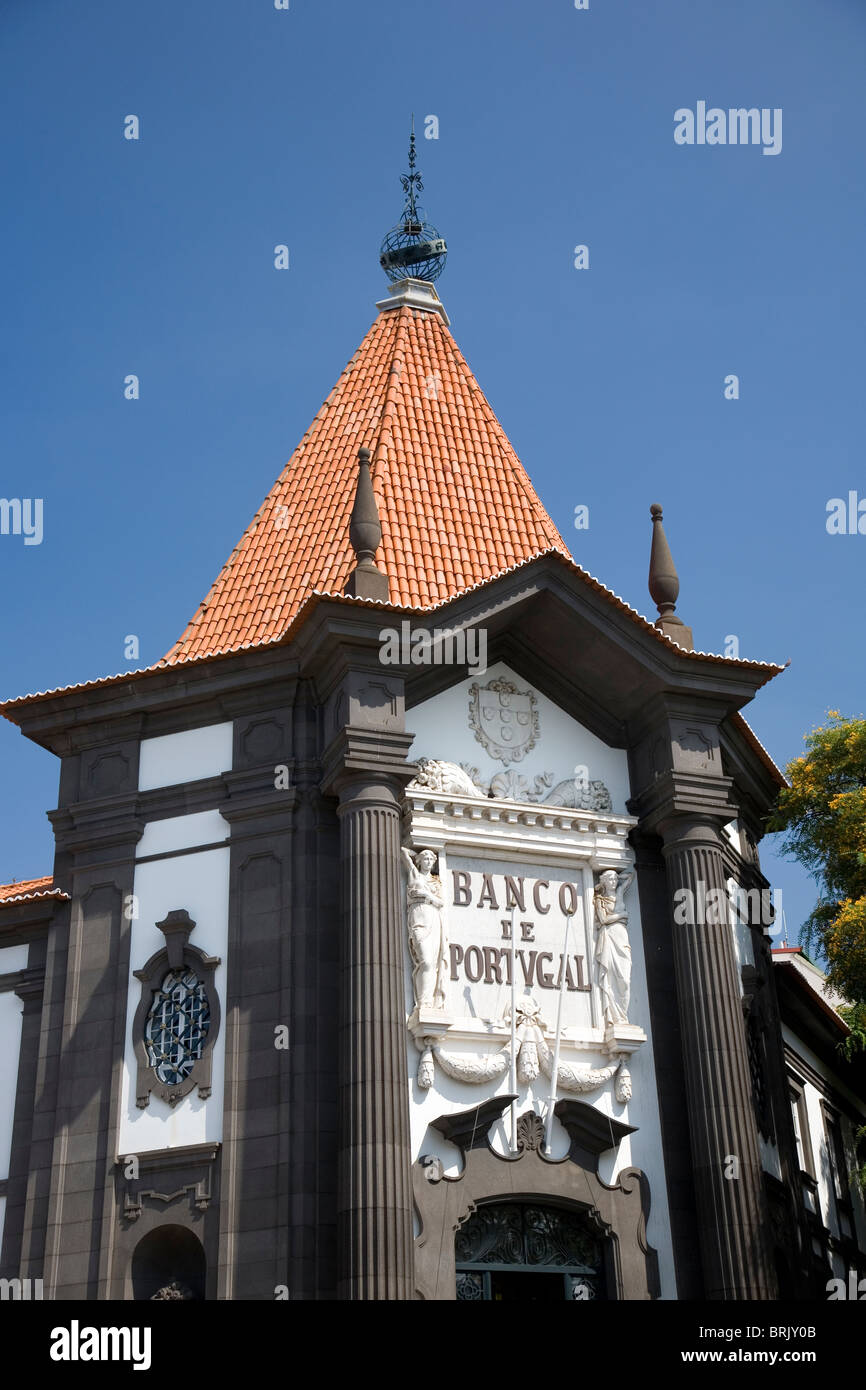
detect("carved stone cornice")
(136, 775), (229, 822)
(3, 644), (298, 754)
(48, 795), (144, 854)
(218, 768), (298, 825)
(0, 894), (59, 948)
(115, 1142), (220, 1172)
(19, 712), (146, 760)
(405, 787), (635, 867)
(13, 968), (45, 1005)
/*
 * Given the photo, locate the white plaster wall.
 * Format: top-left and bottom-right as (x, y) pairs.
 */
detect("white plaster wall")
(405, 665), (677, 1298)
(138, 722), (233, 792)
(759, 1137), (782, 1180)
(118, 829), (230, 1155)
(0, 945), (29, 974)
(0, 988), (24, 1181)
(726, 877), (755, 999)
(407, 661), (631, 814)
(802, 1078), (836, 1235)
(136, 810), (229, 859)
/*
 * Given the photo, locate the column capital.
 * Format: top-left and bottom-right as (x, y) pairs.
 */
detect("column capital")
(658, 815), (731, 861)
(321, 726), (416, 802)
(630, 769), (738, 841)
(14, 968), (45, 1006)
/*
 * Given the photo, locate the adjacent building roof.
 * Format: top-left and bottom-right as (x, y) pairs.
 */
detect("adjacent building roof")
(0, 876), (69, 905)
(772, 945), (850, 1034)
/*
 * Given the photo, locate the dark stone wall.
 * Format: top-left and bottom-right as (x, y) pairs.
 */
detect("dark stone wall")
(1, 591), (818, 1302)
(39, 871), (135, 1298)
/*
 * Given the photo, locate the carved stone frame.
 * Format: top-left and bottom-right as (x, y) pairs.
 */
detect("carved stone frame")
(110, 1143), (221, 1300)
(132, 909), (221, 1109)
(413, 1101), (660, 1301)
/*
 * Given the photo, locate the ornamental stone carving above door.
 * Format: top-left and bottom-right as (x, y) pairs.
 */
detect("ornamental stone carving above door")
(413, 1098), (660, 1302)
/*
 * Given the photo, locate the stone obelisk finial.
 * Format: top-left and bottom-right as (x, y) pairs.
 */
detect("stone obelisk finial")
(345, 447), (389, 601)
(648, 503), (693, 650)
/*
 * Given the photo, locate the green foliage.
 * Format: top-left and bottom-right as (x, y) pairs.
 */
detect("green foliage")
(838, 1007), (866, 1192)
(852, 1120), (866, 1197)
(768, 712), (866, 1013)
(838, 1002), (866, 1060)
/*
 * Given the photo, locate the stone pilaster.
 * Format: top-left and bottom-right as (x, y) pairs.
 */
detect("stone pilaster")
(323, 727), (416, 1300)
(0, 959), (45, 1279)
(658, 812), (774, 1299)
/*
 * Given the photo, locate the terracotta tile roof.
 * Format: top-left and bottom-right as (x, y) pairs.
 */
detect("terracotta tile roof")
(0, 290), (788, 716)
(162, 300), (569, 664)
(729, 711), (788, 788)
(0, 876), (69, 904)
(0, 548), (787, 717)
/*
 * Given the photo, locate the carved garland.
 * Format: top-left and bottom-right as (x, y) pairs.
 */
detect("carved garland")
(417, 1000), (631, 1103)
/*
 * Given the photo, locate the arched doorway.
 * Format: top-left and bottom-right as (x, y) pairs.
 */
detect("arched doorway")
(455, 1201), (607, 1301)
(131, 1225), (206, 1301)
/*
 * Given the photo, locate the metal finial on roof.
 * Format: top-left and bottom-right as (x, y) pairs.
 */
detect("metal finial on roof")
(379, 116), (447, 284)
(648, 503), (694, 650)
(345, 446), (389, 601)
(402, 113), (422, 225)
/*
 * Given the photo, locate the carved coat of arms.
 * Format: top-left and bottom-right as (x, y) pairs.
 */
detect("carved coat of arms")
(469, 678), (539, 765)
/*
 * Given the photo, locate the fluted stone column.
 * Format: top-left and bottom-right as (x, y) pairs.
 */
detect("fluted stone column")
(660, 814), (774, 1299)
(324, 728), (415, 1300)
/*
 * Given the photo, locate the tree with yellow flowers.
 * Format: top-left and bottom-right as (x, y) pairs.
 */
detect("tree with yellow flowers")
(768, 711), (866, 1029)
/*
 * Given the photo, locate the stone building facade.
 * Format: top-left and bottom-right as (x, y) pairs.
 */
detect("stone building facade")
(1, 276), (864, 1301)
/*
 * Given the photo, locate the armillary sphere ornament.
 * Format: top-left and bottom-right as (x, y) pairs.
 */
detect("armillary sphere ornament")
(379, 115), (447, 283)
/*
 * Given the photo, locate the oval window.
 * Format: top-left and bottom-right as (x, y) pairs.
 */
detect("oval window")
(144, 968), (211, 1086)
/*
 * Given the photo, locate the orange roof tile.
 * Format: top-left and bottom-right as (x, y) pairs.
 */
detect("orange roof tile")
(163, 294), (569, 664)
(0, 287), (789, 718)
(0, 553), (788, 718)
(728, 711), (788, 788)
(0, 876), (69, 904)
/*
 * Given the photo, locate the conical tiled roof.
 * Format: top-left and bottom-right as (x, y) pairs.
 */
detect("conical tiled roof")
(164, 282), (570, 663)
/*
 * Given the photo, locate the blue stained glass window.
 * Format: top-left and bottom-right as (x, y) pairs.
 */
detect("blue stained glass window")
(144, 968), (211, 1085)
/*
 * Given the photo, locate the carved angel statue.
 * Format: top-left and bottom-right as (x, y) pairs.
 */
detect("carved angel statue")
(593, 868), (635, 1026)
(401, 847), (448, 1010)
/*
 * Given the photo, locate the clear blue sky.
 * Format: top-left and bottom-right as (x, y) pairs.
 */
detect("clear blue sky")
(2, 0), (864, 948)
